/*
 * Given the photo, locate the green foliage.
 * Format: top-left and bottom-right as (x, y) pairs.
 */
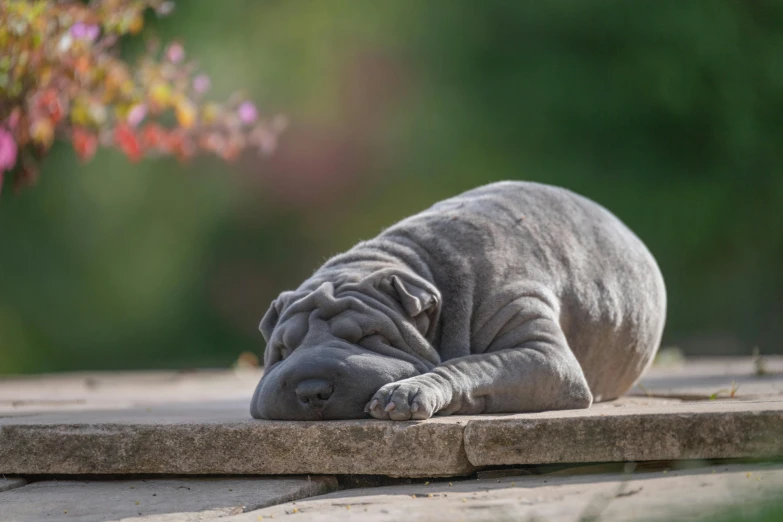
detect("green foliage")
(1, 0), (782, 373)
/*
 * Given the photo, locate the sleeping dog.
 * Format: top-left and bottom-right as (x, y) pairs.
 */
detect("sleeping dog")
(251, 181), (666, 421)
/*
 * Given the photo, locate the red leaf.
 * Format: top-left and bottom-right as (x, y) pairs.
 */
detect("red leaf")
(140, 123), (166, 151)
(39, 89), (64, 125)
(165, 130), (195, 162)
(114, 123), (143, 162)
(72, 127), (98, 163)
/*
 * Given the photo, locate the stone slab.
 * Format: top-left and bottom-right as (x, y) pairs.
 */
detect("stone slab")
(0, 369), (263, 414)
(224, 463), (783, 522)
(0, 358), (781, 477)
(0, 477), (26, 492)
(0, 403), (472, 477)
(630, 356), (783, 400)
(464, 398), (783, 467)
(0, 476), (337, 522)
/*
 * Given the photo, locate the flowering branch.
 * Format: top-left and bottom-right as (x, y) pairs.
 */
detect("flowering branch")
(0, 0), (286, 194)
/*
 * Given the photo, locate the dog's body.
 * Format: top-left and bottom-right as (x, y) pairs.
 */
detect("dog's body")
(251, 181), (666, 421)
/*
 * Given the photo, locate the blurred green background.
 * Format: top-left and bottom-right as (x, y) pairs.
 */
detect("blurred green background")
(2, 0), (782, 374)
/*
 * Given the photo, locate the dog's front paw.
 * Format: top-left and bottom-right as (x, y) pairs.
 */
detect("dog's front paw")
(365, 377), (445, 421)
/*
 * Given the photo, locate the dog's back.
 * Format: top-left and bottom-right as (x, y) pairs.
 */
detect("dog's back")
(380, 181), (666, 401)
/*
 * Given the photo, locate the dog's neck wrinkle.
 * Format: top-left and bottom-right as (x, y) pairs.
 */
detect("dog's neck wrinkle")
(368, 234), (436, 283)
(316, 238), (435, 288)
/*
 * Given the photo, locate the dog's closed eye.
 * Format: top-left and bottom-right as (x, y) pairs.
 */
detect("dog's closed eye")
(329, 318), (364, 344)
(357, 334), (391, 347)
(275, 343), (292, 359)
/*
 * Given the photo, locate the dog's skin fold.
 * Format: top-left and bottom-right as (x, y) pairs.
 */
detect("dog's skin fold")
(251, 181), (666, 421)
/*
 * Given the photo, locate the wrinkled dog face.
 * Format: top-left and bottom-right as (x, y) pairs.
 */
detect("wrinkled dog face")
(250, 269), (441, 420)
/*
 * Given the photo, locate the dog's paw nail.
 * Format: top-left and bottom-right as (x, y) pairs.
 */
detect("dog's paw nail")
(370, 399), (379, 410)
(411, 402), (420, 412)
(384, 402), (396, 412)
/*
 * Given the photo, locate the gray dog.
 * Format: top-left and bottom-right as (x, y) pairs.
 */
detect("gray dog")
(250, 181), (666, 421)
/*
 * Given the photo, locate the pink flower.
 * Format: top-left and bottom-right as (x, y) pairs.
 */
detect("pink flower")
(0, 128), (18, 173)
(192, 74), (211, 94)
(126, 104), (147, 127)
(238, 101), (258, 124)
(166, 42), (185, 64)
(71, 22), (100, 41)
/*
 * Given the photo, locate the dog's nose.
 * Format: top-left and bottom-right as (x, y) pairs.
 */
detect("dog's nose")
(295, 378), (334, 405)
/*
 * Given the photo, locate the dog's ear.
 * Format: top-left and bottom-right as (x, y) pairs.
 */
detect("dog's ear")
(259, 291), (294, 342)
(385, 274), (441, 340)
(391, 275), (438, 318)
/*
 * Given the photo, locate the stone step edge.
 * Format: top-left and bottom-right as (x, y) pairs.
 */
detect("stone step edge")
(2, 407), (782, 478)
